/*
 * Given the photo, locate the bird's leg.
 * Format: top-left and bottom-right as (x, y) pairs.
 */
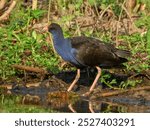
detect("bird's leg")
(67, 69), (80, 92)
(83, 66), (101, 96)
(86, 67), (90, 78)
(89, 66), (101, 91)
(68, 104), (77, 113)
(86, 67), (90, 85)
(89, 101), (95, 113)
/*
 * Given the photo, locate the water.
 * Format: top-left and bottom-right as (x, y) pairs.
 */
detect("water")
(0, 86), (150, 113)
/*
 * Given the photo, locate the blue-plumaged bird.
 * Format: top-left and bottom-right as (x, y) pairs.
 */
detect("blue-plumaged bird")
(48, 23), (131, 96)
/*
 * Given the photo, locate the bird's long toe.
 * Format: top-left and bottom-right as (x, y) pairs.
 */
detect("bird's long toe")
(67, 69), (80, 92)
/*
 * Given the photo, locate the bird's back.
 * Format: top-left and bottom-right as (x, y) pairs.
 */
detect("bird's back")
(70, 36), (131, 68)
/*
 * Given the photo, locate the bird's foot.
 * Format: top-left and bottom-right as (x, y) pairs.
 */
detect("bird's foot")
(68, 104), (77, 113)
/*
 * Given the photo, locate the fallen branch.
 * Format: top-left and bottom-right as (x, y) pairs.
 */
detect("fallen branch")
(0, 0), (6, 10)
(32, 0), (37, 10)
(0, 0), (16, 21)
(0, 82), (41, 89)
(12, 64), (48, 74)
(100, 86), (150, 97)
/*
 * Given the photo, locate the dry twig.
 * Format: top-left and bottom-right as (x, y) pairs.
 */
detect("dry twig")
(100, 86), (150, 97)
(0, 0), (6, 10)
(122, 4), (140, 33)
(0, 0), (16, 21)
(12, 64), (48, 74)
(115, 1), (126, 47)
(32, 0), (37, 10)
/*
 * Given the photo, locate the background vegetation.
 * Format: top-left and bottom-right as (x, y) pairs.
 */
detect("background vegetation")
(0, 0), (149, 88)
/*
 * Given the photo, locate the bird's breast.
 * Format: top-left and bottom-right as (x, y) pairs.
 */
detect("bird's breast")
(54, 43), (83, 67)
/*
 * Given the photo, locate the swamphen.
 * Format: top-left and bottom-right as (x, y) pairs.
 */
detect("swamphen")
(48, 23), (131, 96)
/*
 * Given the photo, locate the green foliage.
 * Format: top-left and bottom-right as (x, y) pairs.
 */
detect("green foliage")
(100, 72), (117, 89)
(135, 15), (150, 28)
(30, 9), (46, 19)
(146, 28), (150, 55)
(97, 0), (123, 17)
(88, 0), (96, 5)
(0, 5), (59, 79)
(119, 32), (149, 74)
(137, 0), (150, 10)
(120, 79), (142, 89)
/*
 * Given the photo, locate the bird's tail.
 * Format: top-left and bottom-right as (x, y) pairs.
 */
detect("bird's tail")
(115, 49), (131, 58)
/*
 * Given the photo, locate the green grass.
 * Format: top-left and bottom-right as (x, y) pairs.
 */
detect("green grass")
(0, 2), (59, 79)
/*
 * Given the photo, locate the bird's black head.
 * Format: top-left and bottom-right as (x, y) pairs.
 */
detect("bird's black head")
(48, 23), (62, 33)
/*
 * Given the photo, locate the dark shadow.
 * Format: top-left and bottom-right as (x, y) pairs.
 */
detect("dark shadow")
(55, 69), (129, 90)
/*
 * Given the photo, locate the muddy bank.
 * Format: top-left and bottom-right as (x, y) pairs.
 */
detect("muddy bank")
(0, 70), (150, 113)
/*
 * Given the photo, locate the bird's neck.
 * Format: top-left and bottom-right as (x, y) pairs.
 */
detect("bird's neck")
(51, 31), (65, 47)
